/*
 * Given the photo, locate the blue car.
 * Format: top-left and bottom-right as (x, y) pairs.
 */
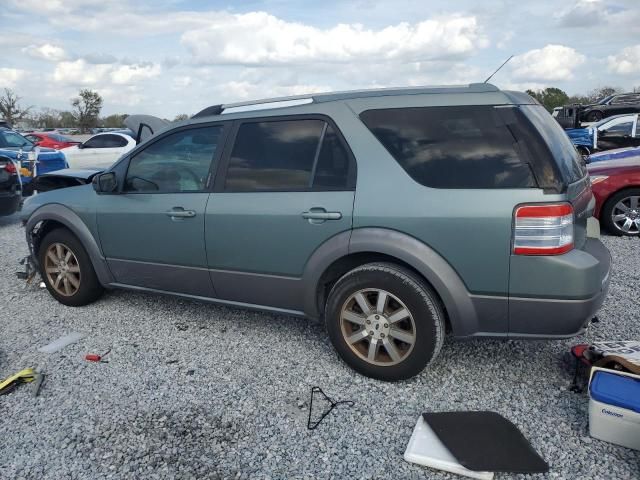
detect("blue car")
(566, 113), (639, 154)
(0, 128), (68, 195)
(588, 146), (640, 163)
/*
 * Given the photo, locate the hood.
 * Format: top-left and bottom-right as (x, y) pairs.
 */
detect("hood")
(37, 167), (103, 181)
(588, 156), (640, 174)
(124, 115), (170, 143)
(589, 146), (640, 163)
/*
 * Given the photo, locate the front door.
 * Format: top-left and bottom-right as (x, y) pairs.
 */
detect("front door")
(97, 124), (227, 297)
(205, 117), (356, 311)
(597, 115), (639, 150)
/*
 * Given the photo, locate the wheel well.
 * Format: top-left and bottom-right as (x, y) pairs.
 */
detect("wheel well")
(315, 252), (450, 331)
(603, 187), (640, 210)
(30, 219), (68, 260)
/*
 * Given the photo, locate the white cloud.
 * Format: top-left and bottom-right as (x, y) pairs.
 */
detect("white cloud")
(0, 68), (27, 88)
(556, 0), (605, 27)
(172, 76), (192, 89)
(22, 43), (68, 62)
(111, 63), (161, 84)
(181, 12), (487, 65)
(52, 59), (160, 87)
(607, 45), (640, 75)
(510, 44), (585, 82)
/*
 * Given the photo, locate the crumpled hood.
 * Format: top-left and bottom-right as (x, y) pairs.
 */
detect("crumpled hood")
(565, 127), (594, 147)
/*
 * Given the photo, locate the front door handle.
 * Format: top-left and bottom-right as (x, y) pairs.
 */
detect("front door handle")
(165, 207), (196, 219)
(302, 208), (342, 223)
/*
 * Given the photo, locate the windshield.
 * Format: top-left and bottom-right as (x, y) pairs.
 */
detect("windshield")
(0, 130), (34, 148)
(520, 105), (587, 184)
(597, 95), (614, 105)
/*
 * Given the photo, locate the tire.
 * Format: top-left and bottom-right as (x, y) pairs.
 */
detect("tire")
(600, 188), (640, 236)
(38, 228), (104, 306)
(325, 262), (445, 381)
(588, 111), (603, 122)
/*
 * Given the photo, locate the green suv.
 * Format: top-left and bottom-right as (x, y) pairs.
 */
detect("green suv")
(21, 84), (611, 380)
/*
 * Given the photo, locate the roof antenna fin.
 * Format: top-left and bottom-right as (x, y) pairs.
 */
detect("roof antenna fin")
(484, 55), (514, 83)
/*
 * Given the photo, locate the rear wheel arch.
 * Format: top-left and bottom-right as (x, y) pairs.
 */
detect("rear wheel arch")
(303, 228), (480, 336)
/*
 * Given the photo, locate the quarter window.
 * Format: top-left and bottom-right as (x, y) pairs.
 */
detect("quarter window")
(360, 106), (537, 189)
(603, 121), (633, 136)
(224, 119), (352, 191)
(124, 126), (222, 193)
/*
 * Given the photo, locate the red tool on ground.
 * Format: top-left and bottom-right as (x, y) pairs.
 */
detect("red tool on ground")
(85, 348), (111, 363)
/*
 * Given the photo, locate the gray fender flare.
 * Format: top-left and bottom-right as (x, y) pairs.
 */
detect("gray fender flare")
(25, 204), (114, 286)
(302, 228), (480, 336)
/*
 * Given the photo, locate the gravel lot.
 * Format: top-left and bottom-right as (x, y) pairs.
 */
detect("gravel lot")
(0, 213), (638, 479)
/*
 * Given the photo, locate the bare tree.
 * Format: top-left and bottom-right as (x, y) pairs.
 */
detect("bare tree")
(71, 89), (103, 133)
(173, 113), (189, 122)
(0, 89), (31, 126)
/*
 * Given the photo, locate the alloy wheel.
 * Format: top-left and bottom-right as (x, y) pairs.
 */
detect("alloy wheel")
(340, 288), (416, 366)
(611, 195), (640, 235)
(44, 242), (81, 296)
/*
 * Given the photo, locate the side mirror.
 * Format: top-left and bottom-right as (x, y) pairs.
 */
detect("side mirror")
(77, 143), (85, 149)
(92, 172), (117, 193)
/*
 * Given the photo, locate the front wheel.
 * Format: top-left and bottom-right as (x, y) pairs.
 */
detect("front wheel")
(601, 189), (640, 236)
(325, 263), (445, 381)
(38, 228), (104, 306)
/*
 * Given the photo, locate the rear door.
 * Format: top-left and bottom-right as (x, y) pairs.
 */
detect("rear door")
(205, 116), (356, 311)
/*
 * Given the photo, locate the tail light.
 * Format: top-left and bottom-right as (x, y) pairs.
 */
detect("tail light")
(513, 203), (574, 255)
(3, 161), (17, 174)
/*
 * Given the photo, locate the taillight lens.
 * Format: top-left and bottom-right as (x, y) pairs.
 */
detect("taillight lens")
(513, 203), (574, 255)
(3, 161), (17, 174)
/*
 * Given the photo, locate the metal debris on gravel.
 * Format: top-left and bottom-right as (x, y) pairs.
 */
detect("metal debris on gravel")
(0, 214), (638, 479)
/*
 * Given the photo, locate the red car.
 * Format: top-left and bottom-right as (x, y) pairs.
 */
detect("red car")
(24, 133), (80, 150)
(588, 155), (640, 236)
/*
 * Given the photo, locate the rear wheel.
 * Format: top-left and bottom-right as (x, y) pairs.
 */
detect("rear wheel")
(601, 189), (640, 236)
(325, 263), (445, 381)
(38, 228), (104, 306)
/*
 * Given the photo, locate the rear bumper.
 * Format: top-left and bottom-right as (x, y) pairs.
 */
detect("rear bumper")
(508, 238), (611, 338)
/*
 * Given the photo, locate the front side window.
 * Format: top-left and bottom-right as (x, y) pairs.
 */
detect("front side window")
(224, 119), (352, 191)
(124, 126), (222, 193)
(360, 106), (537, 189)
(83, 136), (108, 148)
(603, 121), (633, 135)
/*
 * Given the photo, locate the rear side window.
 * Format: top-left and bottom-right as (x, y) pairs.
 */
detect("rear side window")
(224, 119), (353, 191)
(360, 106), (536, 189)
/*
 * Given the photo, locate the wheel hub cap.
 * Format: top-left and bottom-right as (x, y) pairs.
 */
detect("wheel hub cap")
(612, 196), (640, 234)
(340, 288), (416, 366)
(44, 242), (81, 297)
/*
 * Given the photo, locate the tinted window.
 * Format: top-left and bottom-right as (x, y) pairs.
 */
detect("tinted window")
(313, 125), (351, 189)
(125, 126), (222, 193)
(225, 119), (323, 191)
(360, 106), (536, 189)
(604, 121), (633, 135)
(520, 105), (586, 183)
(84, 134), (128, 148)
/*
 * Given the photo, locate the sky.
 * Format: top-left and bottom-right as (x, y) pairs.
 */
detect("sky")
(1, 0), (639, 118)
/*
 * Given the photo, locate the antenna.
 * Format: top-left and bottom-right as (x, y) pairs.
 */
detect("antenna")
(484, 55), (514, 83)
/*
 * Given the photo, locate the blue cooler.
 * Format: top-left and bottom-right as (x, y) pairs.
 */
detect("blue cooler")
(588, 369), (640, 450)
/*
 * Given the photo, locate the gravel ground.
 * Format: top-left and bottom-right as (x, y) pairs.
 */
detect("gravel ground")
(0, 213), (638, 479)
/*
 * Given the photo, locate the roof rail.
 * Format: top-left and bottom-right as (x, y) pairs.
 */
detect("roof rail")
(191, 83), (500, 119)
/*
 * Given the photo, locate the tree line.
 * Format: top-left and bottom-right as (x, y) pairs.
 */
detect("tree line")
(525, 85), (640, 113)
(0, 88), (189, 133)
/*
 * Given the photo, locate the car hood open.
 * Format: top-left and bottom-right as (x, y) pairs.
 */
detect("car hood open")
(124, 115), (170, 143)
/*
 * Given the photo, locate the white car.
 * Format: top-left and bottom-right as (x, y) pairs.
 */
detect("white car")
(60, 115), (170, 169)
(61, 132), (136, 168)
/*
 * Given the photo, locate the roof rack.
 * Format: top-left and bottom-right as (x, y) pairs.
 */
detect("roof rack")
(191, 83), (499, 119)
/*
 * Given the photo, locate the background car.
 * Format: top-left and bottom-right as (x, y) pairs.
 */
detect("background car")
(579, 92), (640, 122)
(0, 128), (68, 195)
(24, 132), (80, 150)
(588, 154), (640, 236)
(566, 113), (639, 154)
(61, 132), (136, 168)
(0, 155), (21, 216)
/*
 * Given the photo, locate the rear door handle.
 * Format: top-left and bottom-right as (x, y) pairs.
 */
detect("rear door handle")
(165, 207), (196, 219)
(302, 208), (342, 222)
